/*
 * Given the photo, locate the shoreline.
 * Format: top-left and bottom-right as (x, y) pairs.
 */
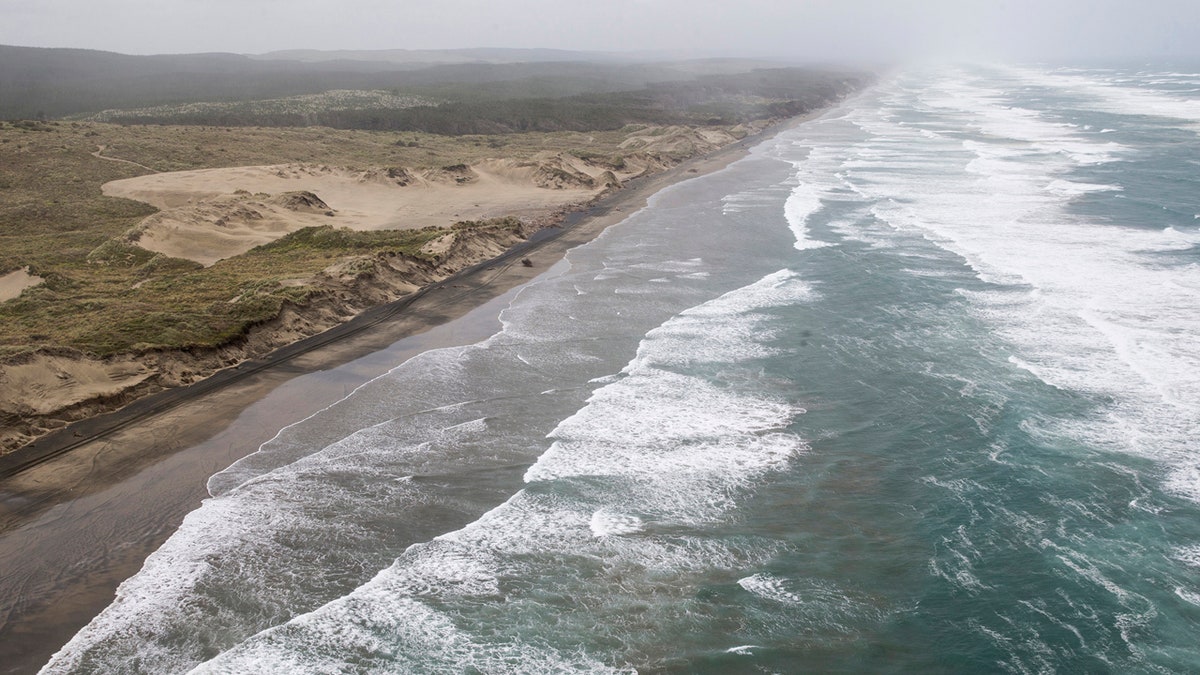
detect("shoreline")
(0, 112), (815, 674)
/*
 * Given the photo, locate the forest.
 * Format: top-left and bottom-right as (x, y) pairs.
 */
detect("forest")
(0, 45), (868, 133)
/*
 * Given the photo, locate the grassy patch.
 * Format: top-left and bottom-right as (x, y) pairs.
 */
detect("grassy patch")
(0, 212), (520, 356)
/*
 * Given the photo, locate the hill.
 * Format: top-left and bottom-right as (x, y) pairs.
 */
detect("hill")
(0, 45), (867, 130)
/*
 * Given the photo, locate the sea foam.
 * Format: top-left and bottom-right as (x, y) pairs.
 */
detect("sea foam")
(793, 67), (1200, 504)
(180, 269), (814, 672)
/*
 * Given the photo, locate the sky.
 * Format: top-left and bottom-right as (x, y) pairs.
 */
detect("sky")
(2, 0), (1199, 62)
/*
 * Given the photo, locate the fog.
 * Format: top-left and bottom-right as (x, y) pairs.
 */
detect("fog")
(2, 0), (1198, 62)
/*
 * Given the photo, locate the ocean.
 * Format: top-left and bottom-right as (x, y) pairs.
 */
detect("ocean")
(41, 64), (1200, 673)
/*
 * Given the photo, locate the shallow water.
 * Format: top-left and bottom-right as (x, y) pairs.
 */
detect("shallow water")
(43, 64), (1200, 673)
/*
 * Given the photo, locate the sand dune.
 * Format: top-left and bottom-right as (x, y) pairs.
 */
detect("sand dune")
(96, 125), (749, 267)
(102, 159), (619, 265)
(0, 355), (154, 417)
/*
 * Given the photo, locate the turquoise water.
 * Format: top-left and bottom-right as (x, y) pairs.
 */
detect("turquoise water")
(43, 65), (1200, 673)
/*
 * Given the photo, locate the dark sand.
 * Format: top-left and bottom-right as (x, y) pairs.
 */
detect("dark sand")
(0, 116), (807, 674)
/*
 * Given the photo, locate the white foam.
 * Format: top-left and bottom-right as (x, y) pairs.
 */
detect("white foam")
(1010, 65), (1200, 131)
(783, 180), (833, 251)
(738, 573), (806, 604)
(721, 187), (783, 215)
(525, 271), (812, 524)
(1175, 588), (1200, 607)
(589, 510), (645, 537)
(192, 593), (633, 674)
(782, 66), (1200, 507)
(1007, 355), (1064, 390)
(42, 406), (513, 673)
(725, 645), (761, 655)
(170, 271), (815, 670)
(1044, 179), (1122, 197)
(1173, 546), (1200, 568)
(736, 573), (883, 634)
(1164, 465), (1200, 504)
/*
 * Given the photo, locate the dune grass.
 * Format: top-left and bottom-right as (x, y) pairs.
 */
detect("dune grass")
(0, 219), (518, 356)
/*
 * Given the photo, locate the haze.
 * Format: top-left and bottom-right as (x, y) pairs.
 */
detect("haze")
(2, 0), (1199, 62)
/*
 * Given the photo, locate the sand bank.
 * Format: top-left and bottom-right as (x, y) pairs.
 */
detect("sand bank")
(101, 159), (612, 265)
(0, 267), (43, 302)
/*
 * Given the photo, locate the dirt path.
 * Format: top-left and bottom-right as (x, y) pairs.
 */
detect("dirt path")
(90, 145), (157, 172)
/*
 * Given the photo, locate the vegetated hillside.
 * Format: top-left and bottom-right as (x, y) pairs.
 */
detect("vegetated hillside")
(248, 47), (636, 65)
(77, 69), (867, 134)
(0, 45), (870, 133)
(301, 68), (867, 134)
(0, 46), (311, 119)
(0, 45), (720, 119)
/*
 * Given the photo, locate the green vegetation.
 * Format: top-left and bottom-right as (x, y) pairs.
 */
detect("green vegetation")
(0, 45), (868, 134)
(0, 121), (160, 283)
(82, 90), (440, 124)
(0, 218), (521, 356)
(64, 68), (864, 134)
(0, 47), (686, 120)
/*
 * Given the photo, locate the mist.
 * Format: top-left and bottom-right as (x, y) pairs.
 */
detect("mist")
(2, 0), (1199, 63)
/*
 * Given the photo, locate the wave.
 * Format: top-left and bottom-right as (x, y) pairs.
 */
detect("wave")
(175, 270), (815, 671)
(1010, 65), (1200, 131)
(798, 68), (1200, 499)
(757, 70), (1200, 671)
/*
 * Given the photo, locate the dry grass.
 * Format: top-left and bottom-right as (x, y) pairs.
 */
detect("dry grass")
(1, 223), (467, 355)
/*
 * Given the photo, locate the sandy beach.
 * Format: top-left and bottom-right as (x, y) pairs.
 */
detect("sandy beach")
(0, 116), (807, 674)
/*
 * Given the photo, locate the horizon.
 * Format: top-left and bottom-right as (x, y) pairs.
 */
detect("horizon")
(3, 0), (1200, 64)
(0, 42), (1195, 72)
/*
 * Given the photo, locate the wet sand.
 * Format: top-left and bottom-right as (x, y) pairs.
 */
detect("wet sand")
(0, 117), (803, 674)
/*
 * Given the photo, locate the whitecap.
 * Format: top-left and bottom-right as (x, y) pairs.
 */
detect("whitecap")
(589, 510), (644, 537)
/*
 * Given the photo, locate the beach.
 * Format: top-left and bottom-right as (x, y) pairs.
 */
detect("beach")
(0, 119), (792, 675)
(14, 64), (1200, 671)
